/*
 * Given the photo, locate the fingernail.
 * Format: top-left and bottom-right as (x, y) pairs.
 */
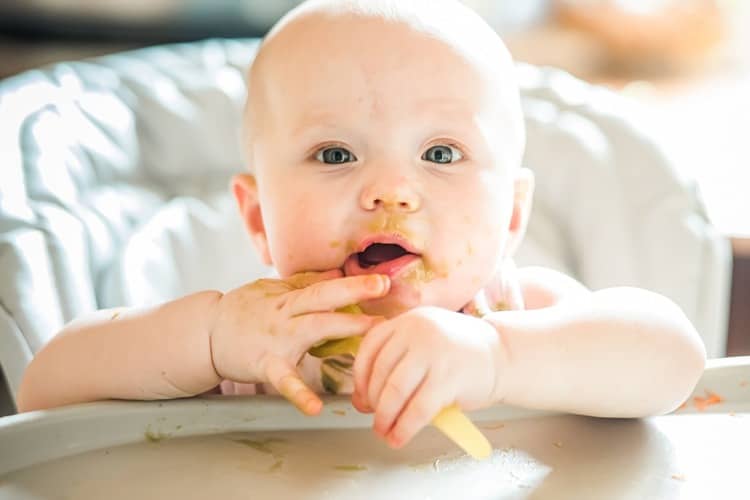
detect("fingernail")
(387, 434), (402, 448)
(352, 390), (373, 413)
(366, 274), (385, 292)
(374, 274), (391, 293)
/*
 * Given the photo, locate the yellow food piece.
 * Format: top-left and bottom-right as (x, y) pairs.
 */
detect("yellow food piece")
(308, 304), (364, 357)
(308, 336), (362, 358)
(336, 304), (363, 315)
(307, 304), (492, 460)
(431, 404), (492, 459)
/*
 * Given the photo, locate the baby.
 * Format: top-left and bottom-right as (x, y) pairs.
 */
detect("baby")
(17, 0), (705, 450)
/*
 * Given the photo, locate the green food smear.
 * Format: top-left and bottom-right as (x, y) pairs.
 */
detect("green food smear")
(268, 459), (284, 472)
(232, 437), (286, 455)
(334, 464), (368, 471)
(144, 425), (170, 443)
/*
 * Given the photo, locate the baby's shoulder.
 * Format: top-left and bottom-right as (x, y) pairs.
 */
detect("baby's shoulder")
(516, 265), (590, 309)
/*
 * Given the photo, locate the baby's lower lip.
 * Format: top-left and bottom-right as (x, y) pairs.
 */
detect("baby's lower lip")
(344, 253), (421, 278)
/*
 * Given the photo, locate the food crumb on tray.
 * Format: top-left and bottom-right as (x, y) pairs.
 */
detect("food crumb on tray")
(693, 390), (723, 411)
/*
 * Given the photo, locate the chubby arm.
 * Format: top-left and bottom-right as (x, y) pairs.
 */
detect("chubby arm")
(16, 291), (223, 413)
(17, 270), (389, 414)
(490, 267), (706, 417)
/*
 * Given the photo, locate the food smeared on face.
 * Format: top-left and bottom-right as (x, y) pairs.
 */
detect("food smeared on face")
(368, 213), (409, 234)
(401, 258), (447, 286)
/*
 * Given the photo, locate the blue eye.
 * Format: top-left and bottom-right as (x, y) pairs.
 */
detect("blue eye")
(422, 145), (463, 164)
(315, 147), (357, 164)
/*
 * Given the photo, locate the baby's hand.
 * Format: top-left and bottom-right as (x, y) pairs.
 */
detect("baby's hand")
(209, 270), (389, 416)
(352, 307), (505, 449)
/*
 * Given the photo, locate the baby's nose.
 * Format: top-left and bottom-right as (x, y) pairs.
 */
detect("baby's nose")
(360, 181), (421, 212)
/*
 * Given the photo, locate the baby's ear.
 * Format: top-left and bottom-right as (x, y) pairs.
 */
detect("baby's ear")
(504, 167), (534, 258)
(232, 173), (273, 266)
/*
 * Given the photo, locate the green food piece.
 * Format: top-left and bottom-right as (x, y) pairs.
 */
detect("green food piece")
(144, 424), (170, 443)
(309, 336), (362, 358)
(308, 304), (363, 358)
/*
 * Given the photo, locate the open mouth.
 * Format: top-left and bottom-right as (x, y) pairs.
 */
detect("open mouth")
(345, 241), (421, 278)
(357, 243), (413, 268)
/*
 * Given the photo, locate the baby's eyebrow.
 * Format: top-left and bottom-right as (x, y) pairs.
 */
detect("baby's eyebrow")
(290, 103), (362, 138)
(291, 97), (478, 133)
(410, 97), (478, 117)
(291, 115), (343, 138)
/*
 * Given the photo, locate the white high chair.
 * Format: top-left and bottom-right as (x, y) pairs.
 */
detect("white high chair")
(0, 39), (731, 412)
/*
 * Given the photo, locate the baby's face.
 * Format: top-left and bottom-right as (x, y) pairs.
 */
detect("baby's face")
(239, 9), (527, 317)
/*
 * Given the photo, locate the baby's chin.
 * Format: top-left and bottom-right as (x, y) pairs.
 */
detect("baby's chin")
(357, 280), (423, 318)
(357, 278), (472, 318)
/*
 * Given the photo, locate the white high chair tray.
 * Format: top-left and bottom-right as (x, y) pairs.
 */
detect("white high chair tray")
(1, 357), (748, 500)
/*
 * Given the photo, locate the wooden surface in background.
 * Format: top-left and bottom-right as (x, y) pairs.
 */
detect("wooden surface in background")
(728, 242), (750, 356)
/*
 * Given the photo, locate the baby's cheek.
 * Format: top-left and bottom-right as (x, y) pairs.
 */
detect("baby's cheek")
(272, 222), (347, 276)
(443, 228), (504, 306)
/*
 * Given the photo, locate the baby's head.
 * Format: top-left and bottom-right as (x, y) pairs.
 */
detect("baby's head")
(233, 0), (533, 317)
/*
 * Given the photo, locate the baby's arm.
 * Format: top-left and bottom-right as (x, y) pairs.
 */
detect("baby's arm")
(353, 266), (705, 448)
(488, 267), (706, 417)
(17, 270), (389, 413)
(17, 291), (223, 412)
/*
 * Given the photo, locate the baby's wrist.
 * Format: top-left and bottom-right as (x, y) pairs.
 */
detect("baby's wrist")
(481, 316), (515, 405)
(202, 290), (225, 381)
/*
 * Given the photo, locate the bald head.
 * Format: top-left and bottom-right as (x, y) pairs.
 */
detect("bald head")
(243, 0), (525, 170)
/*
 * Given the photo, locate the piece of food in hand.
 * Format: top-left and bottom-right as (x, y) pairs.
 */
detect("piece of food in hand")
(308, 304), (365, 357)
(307, 304), (492, 460)
(308, 336), (362, 358)
(431, 404), (492, 459)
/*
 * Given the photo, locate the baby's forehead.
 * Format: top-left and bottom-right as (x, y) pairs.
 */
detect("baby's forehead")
(244, 1), (525, 161)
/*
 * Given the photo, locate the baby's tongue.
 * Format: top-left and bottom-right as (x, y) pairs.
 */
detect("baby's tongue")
(359, 243), (407, 267)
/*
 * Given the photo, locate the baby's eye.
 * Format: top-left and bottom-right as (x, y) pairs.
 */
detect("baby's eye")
(315, 146), (357, 164)
(421, 144), (463, 164)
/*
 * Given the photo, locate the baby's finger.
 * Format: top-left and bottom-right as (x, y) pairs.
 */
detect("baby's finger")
(286, 274), (390, 316)
(286, 269), (343, 289)
(290, 312), (383, 348)
(351, 388), (373, 414)
(352, 320), (395, 406)
(385, 374), (446, 449)
(265, 356), (322, 416)
(373, 356), (428, 437)
(366, 332), (410, 415)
